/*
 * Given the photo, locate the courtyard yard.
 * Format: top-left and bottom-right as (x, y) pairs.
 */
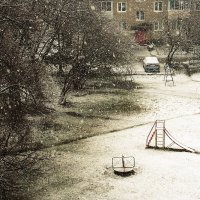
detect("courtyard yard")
(33, 72), (200, 200)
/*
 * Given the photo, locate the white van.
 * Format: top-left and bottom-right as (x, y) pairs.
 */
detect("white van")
(143, 57), (160, 73)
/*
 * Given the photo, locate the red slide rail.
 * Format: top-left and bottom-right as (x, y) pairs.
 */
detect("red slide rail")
(146, 121), (156, 147)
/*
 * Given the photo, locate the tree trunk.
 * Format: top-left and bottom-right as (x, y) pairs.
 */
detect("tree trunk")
(57, 64), (64, 76)
(58, 62), (89, 105)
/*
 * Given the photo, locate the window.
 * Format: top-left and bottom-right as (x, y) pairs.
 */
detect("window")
(118, 2), (127, 12)
(171, 19), (182, 30)
(100, 1), (112, 11)
(154, 1), (163, 11)
(168, 0), (190, 10)
(136, 11), (144, 20)
(154, 21), (164, 31)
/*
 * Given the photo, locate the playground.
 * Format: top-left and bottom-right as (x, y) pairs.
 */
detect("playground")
(146, 120), (197, 153)
(35, 73), (200, 200)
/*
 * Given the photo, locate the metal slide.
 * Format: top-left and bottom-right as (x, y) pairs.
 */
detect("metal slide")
(146, 120), (196, 153)
(164, 129), (196, 153)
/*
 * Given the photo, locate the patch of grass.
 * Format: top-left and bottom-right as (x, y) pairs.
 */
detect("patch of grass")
(80, 95), (141, 116)
(87, 77), (140, 91)
(36, 116), (63, 131)
(30, 74), (143, 148)
(83, 88), (128, 96)
(49, 177), (80, 188)
(65, 111), (111, 120)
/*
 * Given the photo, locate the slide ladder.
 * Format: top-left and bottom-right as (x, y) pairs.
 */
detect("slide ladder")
(146, 120), (195, 153)
(146, 120), (165, 148)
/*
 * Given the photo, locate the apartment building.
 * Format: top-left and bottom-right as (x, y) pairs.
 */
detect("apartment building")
(94, 0), (200, 44)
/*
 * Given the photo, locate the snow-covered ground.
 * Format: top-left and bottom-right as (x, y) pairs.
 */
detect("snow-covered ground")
(36, 72), (200, 200)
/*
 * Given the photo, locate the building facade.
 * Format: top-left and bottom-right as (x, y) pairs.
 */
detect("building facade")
(93, 0), (200, 44)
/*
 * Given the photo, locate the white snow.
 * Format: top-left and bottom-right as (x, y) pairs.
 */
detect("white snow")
(37, 73), (200, 200)
(143, 57), (160, 65)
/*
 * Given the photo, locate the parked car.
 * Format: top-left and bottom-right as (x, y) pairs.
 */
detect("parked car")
(143, 56), (160, 73)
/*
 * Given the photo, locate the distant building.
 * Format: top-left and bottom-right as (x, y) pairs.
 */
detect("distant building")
(91, 0), (200, 44)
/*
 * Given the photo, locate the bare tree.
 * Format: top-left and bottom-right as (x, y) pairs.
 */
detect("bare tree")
(0, 1), (48, 199)
(163, 8), (200, 66)
(163, 19), (185, 65)
(54, 1), (135, 104)
(18, 0), (135, 105)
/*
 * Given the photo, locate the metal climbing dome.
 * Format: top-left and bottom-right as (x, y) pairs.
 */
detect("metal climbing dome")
(164, 63), (174, 86)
